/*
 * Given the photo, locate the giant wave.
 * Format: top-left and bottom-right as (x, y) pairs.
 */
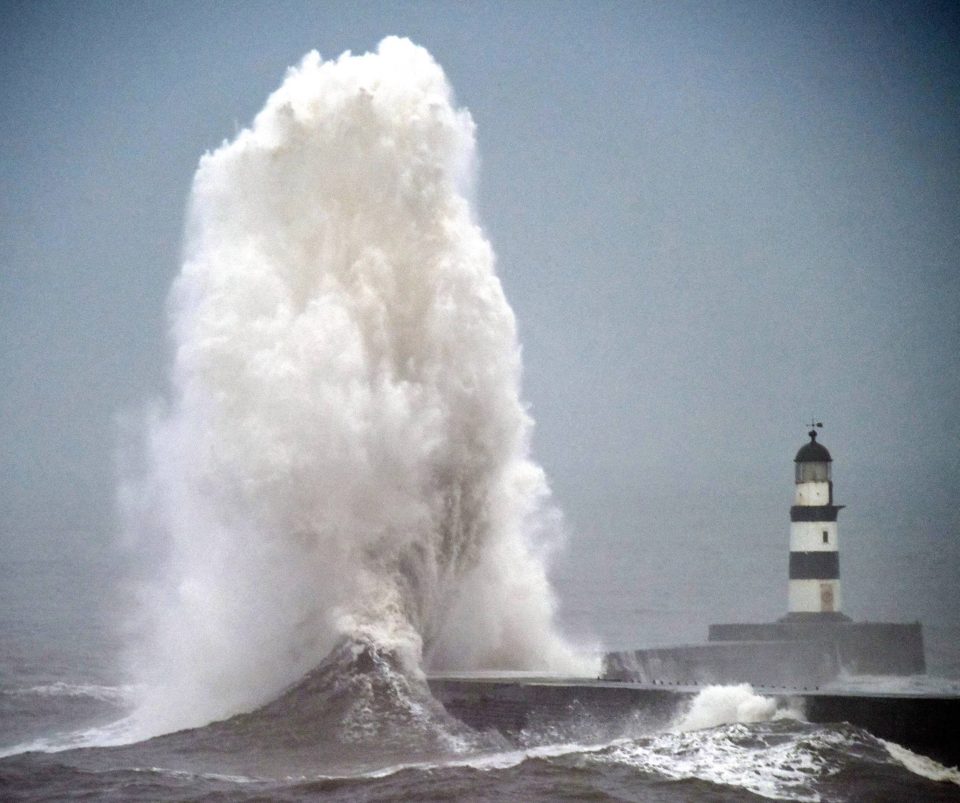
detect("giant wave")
(119, 36), (591, 740)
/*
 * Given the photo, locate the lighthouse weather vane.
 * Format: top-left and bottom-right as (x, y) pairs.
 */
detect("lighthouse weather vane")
(808, 419), (823, 430)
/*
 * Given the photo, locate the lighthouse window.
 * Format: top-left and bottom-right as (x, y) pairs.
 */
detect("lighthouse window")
(822, 530), (829, 544)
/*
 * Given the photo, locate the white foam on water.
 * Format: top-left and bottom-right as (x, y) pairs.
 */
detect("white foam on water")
(283, 739), (618, 783)
(3, 682), (134, 704)
(0, 715), (141, 758)
(882, 739), (960, 786)
(584, 724), (842, 802)
(132, 767), (264, 784)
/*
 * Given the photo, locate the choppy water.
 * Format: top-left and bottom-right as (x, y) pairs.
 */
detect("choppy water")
(3, 555), (960, 802)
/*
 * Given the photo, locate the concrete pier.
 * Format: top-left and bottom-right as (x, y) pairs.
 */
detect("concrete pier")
(428, 675), (960, 768)
(603, 622), (925, 687)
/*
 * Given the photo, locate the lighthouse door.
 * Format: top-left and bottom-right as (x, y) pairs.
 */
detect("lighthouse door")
(819, 583), (835, 612)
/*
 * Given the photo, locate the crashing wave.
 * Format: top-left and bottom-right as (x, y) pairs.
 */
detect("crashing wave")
(120, 36), (590, 739)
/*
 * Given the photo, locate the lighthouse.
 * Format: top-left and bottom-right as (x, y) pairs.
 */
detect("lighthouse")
(787, 425), (849, 619)
(604, 422), (926, 686)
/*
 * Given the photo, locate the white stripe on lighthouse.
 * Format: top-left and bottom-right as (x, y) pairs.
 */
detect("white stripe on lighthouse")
(789, 579), (841, 613)
(790, 521), (838, 552)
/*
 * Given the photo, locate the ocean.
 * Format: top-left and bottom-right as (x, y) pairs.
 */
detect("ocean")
(2, 552), (959, 802)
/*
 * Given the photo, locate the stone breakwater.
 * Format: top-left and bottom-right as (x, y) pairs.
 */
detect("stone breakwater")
(427, 675), (960, 767)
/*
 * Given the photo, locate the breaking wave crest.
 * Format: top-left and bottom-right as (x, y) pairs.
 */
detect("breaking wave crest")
(882, 740), (960, 786)
(674, 684), (804, 732)
(109, 636), (506, 777)
(120, 36), (590, 739)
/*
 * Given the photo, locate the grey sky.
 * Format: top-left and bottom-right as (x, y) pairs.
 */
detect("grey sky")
(2, 2), (958, 645)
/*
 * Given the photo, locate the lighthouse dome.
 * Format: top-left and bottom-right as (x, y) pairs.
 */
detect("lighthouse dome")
(795, 430), (832, 463)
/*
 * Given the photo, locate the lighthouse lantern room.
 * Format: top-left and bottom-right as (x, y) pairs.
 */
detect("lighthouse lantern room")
(787, 425), (849, 620)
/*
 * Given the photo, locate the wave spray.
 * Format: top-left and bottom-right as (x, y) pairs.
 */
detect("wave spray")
(123, 37), (588, 737)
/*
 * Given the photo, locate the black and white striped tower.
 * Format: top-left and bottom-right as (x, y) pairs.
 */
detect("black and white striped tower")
(787, 425), (849, 619)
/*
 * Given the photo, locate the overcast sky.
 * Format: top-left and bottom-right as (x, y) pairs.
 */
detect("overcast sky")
(2, 1), (958, 648)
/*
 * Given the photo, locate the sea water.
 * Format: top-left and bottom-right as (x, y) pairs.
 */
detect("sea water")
(3, 550), (959, 800)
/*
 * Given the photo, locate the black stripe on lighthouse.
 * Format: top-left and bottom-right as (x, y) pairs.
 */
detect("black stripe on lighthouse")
(789, 551), (839, 579)
(790, 505), (844, 522)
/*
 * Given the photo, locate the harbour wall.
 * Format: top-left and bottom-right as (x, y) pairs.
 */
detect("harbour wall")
(603, 640), (838, 687)
(428, 677), (960, 767)
(709, 621), (925, 676)
(604, 622), (925, 688)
